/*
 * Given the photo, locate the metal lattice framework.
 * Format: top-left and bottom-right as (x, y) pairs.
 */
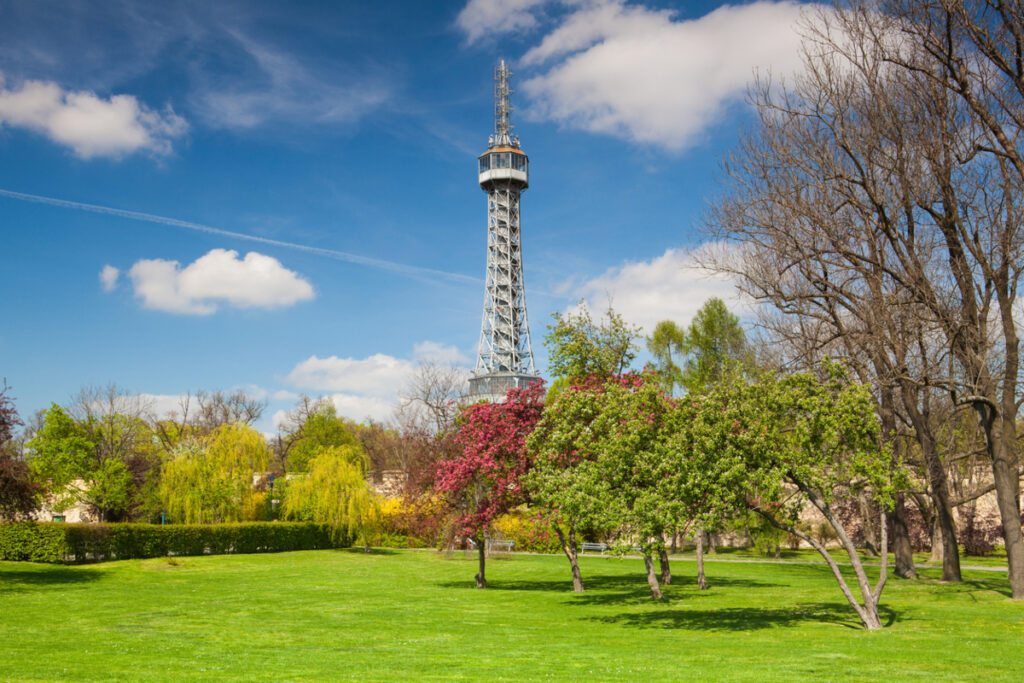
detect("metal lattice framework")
(477, 184), (534, 374)
(469, 60), (538, 399)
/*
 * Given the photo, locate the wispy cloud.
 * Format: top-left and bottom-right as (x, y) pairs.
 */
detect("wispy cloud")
(188, 28), (394, 130)
(0, 188), (478, 286)
(0, 3), (394, 135)
(456, 0), (548, 43)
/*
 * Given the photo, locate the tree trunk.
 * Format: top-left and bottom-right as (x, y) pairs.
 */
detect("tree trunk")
(643, 553), (664, 599)
(658, 548), (672, 585)
(857, 491), (879, 556)
(554, 523), (584, 592)
(979, 406), (1024, 600)
(810, 495), (884, 630)
(891, 494), (917, 579)
(695, 528), (707, 590)
(899, 379), (961, 581)
(928, 515), (944, 565)
(474, 535), (486, 589)
(761, 477), (886, 630)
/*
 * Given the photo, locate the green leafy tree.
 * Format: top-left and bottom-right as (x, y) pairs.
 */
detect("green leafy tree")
(587, 376), (683, 598)
(646, 320), (686, 394)
(283, 400), (363, 473)
(527, 382), (625, 592)
(545, 305), (640, 382)
(25, 404), (131, 519)
(281, 445), (380, 548)
(679, 298), (750, 394)
(676, 365), (901, 630)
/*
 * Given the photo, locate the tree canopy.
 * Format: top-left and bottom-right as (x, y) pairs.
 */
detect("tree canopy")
(544, 305), (640, 383)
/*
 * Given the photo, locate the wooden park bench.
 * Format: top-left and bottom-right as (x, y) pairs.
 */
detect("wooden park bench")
(579, 542), (608, 554)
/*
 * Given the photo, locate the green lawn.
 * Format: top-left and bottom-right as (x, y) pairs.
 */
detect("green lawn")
(1, 549), (1021, 681)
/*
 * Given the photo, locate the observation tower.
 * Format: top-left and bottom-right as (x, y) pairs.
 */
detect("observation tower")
(467, 59), (540, 402)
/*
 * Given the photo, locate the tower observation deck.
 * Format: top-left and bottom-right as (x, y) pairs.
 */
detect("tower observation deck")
(467, 59), (540, 402)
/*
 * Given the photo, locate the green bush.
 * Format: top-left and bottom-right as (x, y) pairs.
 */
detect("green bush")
(0, 522), (349, 564)
(0, 522), (70, 562)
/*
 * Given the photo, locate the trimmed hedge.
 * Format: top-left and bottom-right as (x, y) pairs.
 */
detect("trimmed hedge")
(0, 522), (349, 564)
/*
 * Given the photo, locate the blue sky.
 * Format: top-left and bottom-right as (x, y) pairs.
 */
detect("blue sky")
(0, 0), (810, 430)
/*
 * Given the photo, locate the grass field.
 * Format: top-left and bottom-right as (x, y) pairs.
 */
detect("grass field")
(1, 549), (1021, 681)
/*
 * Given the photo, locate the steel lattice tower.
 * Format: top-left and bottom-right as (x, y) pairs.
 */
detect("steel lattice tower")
(467, 59), (539, 402)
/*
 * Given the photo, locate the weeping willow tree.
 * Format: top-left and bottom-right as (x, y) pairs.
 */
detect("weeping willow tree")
(159, 422), (269, 524)
(281, 444), (380, 549)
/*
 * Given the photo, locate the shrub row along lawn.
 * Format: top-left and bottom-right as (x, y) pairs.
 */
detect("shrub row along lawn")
(1, 549), (1020, 680)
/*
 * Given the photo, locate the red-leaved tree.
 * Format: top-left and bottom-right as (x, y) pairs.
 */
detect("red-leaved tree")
(0, 380), (40, 519)
(435, 381), (545, 587)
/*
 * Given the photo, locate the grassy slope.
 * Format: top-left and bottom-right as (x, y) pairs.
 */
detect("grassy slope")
(1, 550), (1021, 681)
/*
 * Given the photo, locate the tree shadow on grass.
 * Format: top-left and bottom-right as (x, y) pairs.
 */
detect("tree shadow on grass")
(947, 576), (1012, 599)
(436, 573), (776, 606)
(588, 602), (900, 631)
(336, 547), (401, 556)
(0, 566), (104, 593)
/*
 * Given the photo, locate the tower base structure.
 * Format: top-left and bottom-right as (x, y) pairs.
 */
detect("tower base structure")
(467, 371), (542, 404)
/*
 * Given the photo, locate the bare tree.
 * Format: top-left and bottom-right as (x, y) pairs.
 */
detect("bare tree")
(399, 362), (469, 434)
(706, 3), (1024, 592)
(70, 384), (154, 462)
(880, 0), (1024, 599)
(153, 389), (267, 453)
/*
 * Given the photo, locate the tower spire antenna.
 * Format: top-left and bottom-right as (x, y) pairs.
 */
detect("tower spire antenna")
(469, 59), (538, 403)
(493, 58), (516, 148)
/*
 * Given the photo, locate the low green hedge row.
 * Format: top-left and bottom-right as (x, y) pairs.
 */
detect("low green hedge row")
(0, 522), (349, 564)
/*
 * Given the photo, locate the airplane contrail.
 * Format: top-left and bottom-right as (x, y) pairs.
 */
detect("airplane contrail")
(0, 187), (479, 285)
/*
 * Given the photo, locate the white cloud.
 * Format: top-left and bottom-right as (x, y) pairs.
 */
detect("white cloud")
(327, 393), (395, 423)
(459, 0), (811, 151)
(285, 353), (415, 397)
(127, 248), (314, 315)
(138, 393), (190, 420)
(271, 409), (290, 430)
(283, 340), (470, 423)
(99, 265), (119, 292)
(0, 76), (187, 158)
(413, 340), (471, 365)
(568, 244), (748, 333)
(456, 0), (548, 43)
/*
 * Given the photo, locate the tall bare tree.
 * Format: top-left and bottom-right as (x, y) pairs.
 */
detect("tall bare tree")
(706, 3), (1024, 593)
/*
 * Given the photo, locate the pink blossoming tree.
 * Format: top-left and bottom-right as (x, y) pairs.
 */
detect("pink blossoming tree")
(434, 382), (545, 588)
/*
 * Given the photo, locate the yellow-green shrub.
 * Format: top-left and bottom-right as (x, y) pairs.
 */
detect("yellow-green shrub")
(379, 495), (445, 548)
(493, 509), (561, 554)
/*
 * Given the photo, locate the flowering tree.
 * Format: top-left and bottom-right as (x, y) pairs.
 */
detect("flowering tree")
(435, 382), (545, 588)
(677, 365), (902, 630)
(527, 373), (647, 593)
(591, 375), (687, 599)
